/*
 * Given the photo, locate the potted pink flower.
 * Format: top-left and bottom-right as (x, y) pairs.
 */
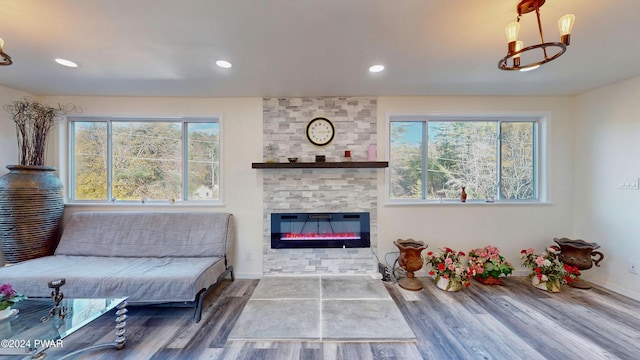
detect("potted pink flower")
(0, 283), (26, 319)
(467, 245), (515, 285)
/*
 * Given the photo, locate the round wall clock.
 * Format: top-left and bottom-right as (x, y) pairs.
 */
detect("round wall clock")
(306, 117), (335, 146)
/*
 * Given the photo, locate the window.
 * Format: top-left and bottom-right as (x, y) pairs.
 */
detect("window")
(389, 116), (538, 202)
(69, 118), (220, 202)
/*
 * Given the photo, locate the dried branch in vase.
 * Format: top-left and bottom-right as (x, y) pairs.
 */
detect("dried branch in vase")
(4, 98), (81, 166)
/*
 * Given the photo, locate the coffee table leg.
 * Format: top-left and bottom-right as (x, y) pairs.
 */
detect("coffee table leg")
(115, 301), (128, 350)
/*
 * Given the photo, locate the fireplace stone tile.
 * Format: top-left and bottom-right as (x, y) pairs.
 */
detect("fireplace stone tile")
(229, 299), (320, 340)
(322, 299), (415, 340)
(322, 275), (391, 299)
(251, 276), (320, 299)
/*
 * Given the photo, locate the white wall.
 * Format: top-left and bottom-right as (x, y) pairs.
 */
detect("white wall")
(574, 76), (640, 300)
(39, 95), (265, 279)
(376, 96), (576, 277)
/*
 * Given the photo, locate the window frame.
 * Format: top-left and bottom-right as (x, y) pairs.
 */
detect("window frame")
(387, 114), (545, 204)
(66, 116), (222, 204)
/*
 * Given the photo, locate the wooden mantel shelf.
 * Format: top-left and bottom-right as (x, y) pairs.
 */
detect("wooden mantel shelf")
(252, 161), (388, 169)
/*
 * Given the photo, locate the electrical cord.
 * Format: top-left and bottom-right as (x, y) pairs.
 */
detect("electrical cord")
(385, 251), (402, 282)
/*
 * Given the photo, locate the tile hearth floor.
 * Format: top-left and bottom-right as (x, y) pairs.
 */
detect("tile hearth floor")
(228, 275), (416, 342)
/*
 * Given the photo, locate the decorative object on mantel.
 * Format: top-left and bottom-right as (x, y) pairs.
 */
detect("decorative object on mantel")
(424, 247), (471, 292)
(468, 245), (515, 285)
(266, 143), (277, 163)
(520, 246), (581, 292)
(394, 239), (428, 291)
(315, 155), (326, 163)
(498, 0), (576, 71)
(553, 238), (604, 290)
(287, 157), (298, 163)
(368, 144), (376, 161)
(343, 150), (351, 162)
(0, 98), (79, 263)
(460, 186), (467, 202)
(0, 283), (26, 320)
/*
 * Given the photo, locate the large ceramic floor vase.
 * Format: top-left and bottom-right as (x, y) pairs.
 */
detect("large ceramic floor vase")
(394, 239), (427, 291)
(0, 165), (64, 263)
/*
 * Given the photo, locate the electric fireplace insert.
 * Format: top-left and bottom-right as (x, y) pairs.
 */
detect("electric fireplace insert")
(271, 212), (370, 249)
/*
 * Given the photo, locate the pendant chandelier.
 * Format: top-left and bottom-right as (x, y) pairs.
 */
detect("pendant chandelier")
(0, 37), (12, 66)
(498, 0), (575, 71)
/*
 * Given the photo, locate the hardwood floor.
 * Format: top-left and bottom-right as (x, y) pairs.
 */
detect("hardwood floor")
(39, 276), (640, 360)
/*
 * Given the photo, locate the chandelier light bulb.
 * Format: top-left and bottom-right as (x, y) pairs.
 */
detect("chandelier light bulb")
(505, 22), (520, 44)
(558, 14), (576, 45)
(0, 37), (4, 50)
(558, 14), (575, 35)
(505, 22), (520, 54)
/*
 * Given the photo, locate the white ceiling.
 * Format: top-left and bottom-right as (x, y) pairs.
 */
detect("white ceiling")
(0, 0), (638, 97)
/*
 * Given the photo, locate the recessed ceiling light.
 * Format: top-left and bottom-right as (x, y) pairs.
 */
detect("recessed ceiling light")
(216, 60), (232, 68)
(55, 58), (78, 68)
(369, 64), (385, 73)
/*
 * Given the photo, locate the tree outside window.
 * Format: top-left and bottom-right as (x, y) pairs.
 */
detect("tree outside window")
(70, 118), (219, 202)
(390, 117), (536, 202)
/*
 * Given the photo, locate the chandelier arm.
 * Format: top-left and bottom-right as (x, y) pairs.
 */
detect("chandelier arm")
(534, 4), (549, 59)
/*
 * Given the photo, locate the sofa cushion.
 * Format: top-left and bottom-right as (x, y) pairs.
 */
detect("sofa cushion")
(55, 211), (233, 258)
(0, 255), (226, 303)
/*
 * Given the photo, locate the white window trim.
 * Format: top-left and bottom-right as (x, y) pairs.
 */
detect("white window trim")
(384, 112), (550, 205)
(60, 115), (224, 206)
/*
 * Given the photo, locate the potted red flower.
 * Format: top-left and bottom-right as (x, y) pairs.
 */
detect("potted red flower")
(423, 247), (471, 291)
(520, 246), (581, 292)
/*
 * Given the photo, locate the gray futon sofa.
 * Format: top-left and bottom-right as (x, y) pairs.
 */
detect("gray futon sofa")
(0, 211), (235, 322)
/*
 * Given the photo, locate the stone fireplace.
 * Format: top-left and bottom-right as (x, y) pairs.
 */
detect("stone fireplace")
(261, 96), (379, 274)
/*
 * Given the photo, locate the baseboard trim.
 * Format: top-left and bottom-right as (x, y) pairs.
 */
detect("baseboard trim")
(234, 272), (262, 279)
(585, 277), (640, 302)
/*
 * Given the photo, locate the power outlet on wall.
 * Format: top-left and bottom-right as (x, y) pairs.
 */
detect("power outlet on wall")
(618, 177), (640, 190)
(629, 261), (640, 275)
(245, 251), (253, 262)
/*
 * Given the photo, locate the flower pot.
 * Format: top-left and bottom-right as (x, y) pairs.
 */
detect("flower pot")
(0, 165), (64, 263)
(531, 276), (561, 293)
(0, 307), (13, 320)
(436, 277), (462, 292)
(474, 276), (503, 285)
(394, 239), (427, 291)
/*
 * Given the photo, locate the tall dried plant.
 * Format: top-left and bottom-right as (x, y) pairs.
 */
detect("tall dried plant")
(4, 98), (78, 166)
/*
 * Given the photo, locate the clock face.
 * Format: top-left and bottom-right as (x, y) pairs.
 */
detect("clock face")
(306, 117), (335, 146)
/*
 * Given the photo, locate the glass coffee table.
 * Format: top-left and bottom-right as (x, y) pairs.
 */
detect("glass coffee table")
(0, 297), (128, 359)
